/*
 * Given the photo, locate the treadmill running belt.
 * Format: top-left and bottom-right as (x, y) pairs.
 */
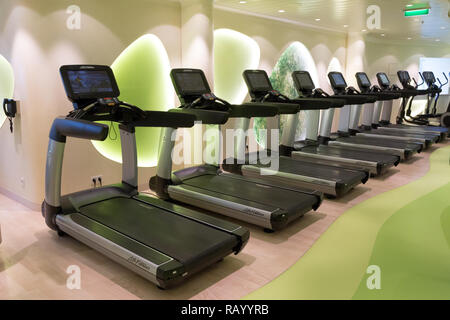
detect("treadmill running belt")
(78, 198), (237, 268)
(336, 136), (421, 150)
(181, 174), (319, 212)
(273, 157), (366, 182)
(303, 145), (399, 163)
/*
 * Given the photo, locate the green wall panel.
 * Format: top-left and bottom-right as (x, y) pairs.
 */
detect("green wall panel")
(254, 42), (318, 147)
(214, 28), (260, 104)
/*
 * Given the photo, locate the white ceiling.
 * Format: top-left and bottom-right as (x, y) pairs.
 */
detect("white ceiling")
(214, 0), (450, 44)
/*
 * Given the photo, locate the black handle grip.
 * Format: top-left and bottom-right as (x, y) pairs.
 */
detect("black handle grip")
(3, 99), (16, 117)
(49, 117), (109, 143)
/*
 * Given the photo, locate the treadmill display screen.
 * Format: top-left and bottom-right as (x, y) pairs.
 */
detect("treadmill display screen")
(60, 65), (120, 102)
(331, 73), (347, 87)
(174, 72), (209, 95)
(378, 73), (390, 86)
(67, 70), (114, 95)
(358, 73), (371, 87)
(423, 71), (435, 84)
(246, 72), (273, 91)
(294, 72), (315, 90)
(398, 71), (410, 83)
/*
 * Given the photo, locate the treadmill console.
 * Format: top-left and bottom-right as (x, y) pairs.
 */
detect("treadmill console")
(328, 72), (347, 94)
(355, 72), (372, 90)
(422, 71), (436, 87)
(243, 70), (276, 100)
(397, 70), (412, 88)
(60, 65), (120, 109)
(377, 72), (390, 89)
(292, 71), (315, 95)
(171, 69), (212, 104)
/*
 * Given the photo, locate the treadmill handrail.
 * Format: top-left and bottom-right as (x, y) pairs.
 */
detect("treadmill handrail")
(49, 117), (109, 143)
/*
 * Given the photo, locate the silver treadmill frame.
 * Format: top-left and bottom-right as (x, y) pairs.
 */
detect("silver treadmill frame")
(45, 128), (183, 287)
(284, 107), (379, 174)
(156, 124), (281, 229)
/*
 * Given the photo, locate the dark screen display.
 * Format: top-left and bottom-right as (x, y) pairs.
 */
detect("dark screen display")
(174, 72), (209, 93)
(358, 73), (371, 87)
(423, 71), (435, 83)
(246, 72), (272, 91)
(398, 71), (410, 83)
(379, 73), (389, 86)
(67, 70), (113, 95)
(331, 73), (346, 87)
(295, 72), (315, 90)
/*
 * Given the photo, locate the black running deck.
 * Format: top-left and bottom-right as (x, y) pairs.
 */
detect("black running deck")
(179, 173), (319, 215)
(78, 198), (238, 270)
(302, 145), (399, 164)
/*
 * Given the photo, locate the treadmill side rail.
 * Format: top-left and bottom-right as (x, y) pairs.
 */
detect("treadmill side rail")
(291, 151), (378, 175)
(241, 165), (338, 196)
(56, 214), (183, 288)
(168, 184), (276, 229)
(328, 141), (406, 160)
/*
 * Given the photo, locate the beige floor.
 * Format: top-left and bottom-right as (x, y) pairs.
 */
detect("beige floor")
(0, 142), (446, 300)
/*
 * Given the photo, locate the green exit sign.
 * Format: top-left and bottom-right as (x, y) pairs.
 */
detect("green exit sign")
(404, 8), (430, 17)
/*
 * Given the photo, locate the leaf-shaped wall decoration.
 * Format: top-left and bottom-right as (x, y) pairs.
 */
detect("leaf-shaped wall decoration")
(0, 55), (15, 128)
(214, 29), (260, 104)
(254, 42), (319, 147)
(91, 34), (174, 167)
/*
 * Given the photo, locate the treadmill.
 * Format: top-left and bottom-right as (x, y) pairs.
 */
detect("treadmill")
(232, 69), (369, 198)
(352, 72), (440, 147)
(42, 65), (250, 289)
(150, 68), (323, 232)
(419, 72), (448, 120)
(374, 71), (448, 139)
(324, 71), (422, 160)
(287, 70), (400, 176)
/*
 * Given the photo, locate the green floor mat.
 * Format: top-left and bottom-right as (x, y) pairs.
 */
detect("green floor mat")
(245, 146), (450, 300)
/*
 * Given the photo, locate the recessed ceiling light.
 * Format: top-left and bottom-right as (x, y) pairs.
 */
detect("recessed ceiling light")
(406, 4), (414, 7)
(435, 39), (441, 42)
(381, 33), (385, 36)
(343, 24), (349, 28)
(362, 29), (367, 32)
(315, 18), (321, 21)
(278, 9), (285, 13)
(239, 1), (247, 3)
(440, 26), (446, 30)
(407, 37), (412, 40)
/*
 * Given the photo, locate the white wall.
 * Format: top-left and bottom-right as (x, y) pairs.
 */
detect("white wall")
(0, 0), (182, 207)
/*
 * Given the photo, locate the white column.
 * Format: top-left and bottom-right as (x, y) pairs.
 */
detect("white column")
(181, 0), (214, 165)
(345, 32), (365, 88)
(181, 0), (214, 82)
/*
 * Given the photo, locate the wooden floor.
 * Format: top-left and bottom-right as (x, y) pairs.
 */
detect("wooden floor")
(0, 142), (446, 300)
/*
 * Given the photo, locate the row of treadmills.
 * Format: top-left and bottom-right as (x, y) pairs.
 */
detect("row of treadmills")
(42, 64), (448, 289)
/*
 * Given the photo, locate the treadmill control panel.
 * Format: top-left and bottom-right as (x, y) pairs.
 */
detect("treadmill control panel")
(243, 70), (276, 100)
(355, 72), (372, 90)
(397, 70), (412, 88)
(60, 65), (120, 107)
(292, 71), (315, 95)
(377, 72), (390, 88)
(422, 71), (436, 87)
(171, 69), (212, 104)
(328, 72), (348, 94)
